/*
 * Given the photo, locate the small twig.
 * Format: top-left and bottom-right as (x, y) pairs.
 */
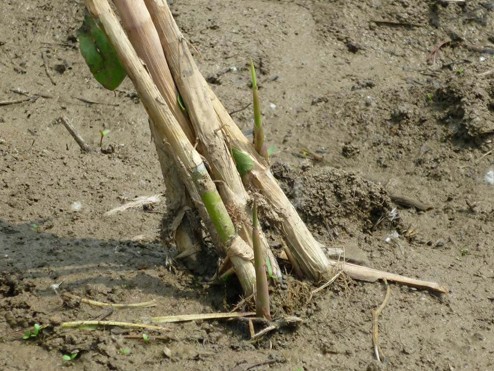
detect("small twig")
(10, 88), (53, 99)
(123, 334), (173, 341)
(427, 40), (451, 65)
(372, 20), (424, 28)
(105, 194), (162, 216)
(230, 293), (255, 312)
(229, 102), (252, 116)
(311, 270), (343, 295)
(41, 51), (56, 85)
(73, 96), (119, 106)
(476, 149), (493, 163)
(250, 316), (303, 340)
(0, 98), (31, 106)
(372, 280), (391, 363)
(63, 293), (157, 308)
(478, 69), (494, 77)
(151, 312), (255, 324)
(60, 320), (167, 332)
(58, 116), (93, 153)
(93, 307), (114, 321)
(246, 359), (280, 370)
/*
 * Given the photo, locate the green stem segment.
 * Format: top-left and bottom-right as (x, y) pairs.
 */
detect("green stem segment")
(253, 202), (271, 320)
(201, 190), (235, 244)
(250, 61), (267, 160)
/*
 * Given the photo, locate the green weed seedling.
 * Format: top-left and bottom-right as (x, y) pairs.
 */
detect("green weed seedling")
(119, 347), (131, 356)
(99, 129), (111, 147)
(62, 352), (78, 362)
(22, 323), (42, 340)
(142, 333), (150, 343)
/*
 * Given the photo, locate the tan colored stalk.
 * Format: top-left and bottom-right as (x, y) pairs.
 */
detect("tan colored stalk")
(140, 0), (328, 281)
(144, 0), (281, 281)
(85, 0), (256, 295)
(113, 0), (205, 263)
(113, 0), (193, 142)
(253, 203), (271, 320)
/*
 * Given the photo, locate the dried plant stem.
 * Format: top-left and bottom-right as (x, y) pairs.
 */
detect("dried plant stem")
(144, 0), (281, 281)
(372, 280), (391, 362)
(61, 320), (167, 332)
(58, 116), (92, 153)
(85, 0), (256, 295)
(253, 203), (271, 320)
(335, 261), (448, 293)
(63, 293), (157, 308)
(150, 312), (255, 324)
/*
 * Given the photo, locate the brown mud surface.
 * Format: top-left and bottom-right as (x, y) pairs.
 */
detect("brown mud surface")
(1, 1), (494, 370)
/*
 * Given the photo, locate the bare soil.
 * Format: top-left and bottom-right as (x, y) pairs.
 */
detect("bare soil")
(1, 1), (494, 370)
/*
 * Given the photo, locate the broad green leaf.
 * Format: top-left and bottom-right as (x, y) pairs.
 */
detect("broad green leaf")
(78, 12), (126, 90)
(232, 148), (254, 177)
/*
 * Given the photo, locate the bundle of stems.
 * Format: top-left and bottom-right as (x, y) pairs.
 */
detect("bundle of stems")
(84, 0), (447, 297)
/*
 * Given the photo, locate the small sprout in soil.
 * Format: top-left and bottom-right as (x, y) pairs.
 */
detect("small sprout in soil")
(456, 67), (464, 75)
(22, 323), (42, 340)
(99, 128), (111, 147)
(425, 92), (434, 103)
(30, 223), (41, 233)
(62, 351), (78, 362)
(119, 347), (131, 356)
(460, 248), (469, 256)
(142, 333), (150, 343)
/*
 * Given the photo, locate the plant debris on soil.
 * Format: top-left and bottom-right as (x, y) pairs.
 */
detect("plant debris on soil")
(1, 0), (493, 370)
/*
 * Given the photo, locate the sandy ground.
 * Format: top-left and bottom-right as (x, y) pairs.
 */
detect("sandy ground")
(1, 1), (494, 370)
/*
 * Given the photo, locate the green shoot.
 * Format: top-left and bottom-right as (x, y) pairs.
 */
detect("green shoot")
(142, 333), (150, 343)
(250, 61), (267, 160)
(99, 129), (110, 147)
(253, 202), (271, 320)
(62, 352), (78, 362)
(232, 148), (254, 177)
(119, 347), (131, 356)
(22, 323), (42, 340)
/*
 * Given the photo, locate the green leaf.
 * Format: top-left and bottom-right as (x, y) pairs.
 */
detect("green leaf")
(100, 129), (111, 137)
(78, 12), (126, 90)
(232, 148), (254, 177)
(33, 324), (41, 335)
